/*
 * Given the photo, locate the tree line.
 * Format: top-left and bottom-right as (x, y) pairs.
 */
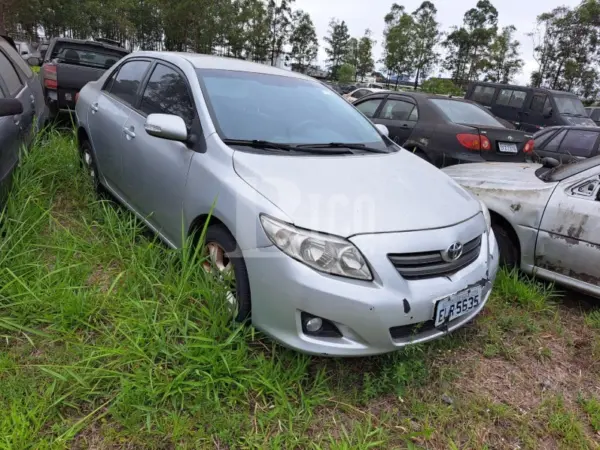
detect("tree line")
(2, 0), (600, 100)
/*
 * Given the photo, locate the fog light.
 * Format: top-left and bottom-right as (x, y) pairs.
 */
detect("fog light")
(305, 317), (323, 333)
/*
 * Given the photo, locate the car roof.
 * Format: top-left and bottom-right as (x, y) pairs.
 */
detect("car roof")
(51, 37), (128, 53)
(132, 51), (315, 81)
(470, 81), (578, 97)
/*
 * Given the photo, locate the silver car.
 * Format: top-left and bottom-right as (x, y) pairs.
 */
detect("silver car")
(444, 158), (600, 299)
(75, 52), (499, 356)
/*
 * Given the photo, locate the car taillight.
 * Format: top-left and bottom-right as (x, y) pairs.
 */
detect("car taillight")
(42, 63), (57, 90)
(456, 133), (482, 151)
(523, 139), (535, 154)
(480, 135), (491, 151)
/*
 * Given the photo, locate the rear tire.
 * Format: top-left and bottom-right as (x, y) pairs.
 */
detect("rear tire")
(79, 139), (103, 195)
(492, 222), (519, 268)
(412, 149), (430, 162)
(202, 224), (251, 322)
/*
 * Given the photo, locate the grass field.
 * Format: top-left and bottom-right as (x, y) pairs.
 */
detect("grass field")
(1, 132), (599, 449)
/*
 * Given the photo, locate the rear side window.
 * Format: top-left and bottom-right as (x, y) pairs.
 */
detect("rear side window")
(544, 129), (567, 152)
(108, 60), (150, 107)
(140, 63), (195, 125)
(559, 130), (599, 157)
(0, 51), (24, 96)
(471, 86), (496, 105)
(380, 99), (416, 121)
(497, 89), (527, 108)
(355, 98), (383, 118)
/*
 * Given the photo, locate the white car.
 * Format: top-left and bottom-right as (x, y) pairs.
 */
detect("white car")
(444, 157), (600, 298)
(344, 88), (388, 103)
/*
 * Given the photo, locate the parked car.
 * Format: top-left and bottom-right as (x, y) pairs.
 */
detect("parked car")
(0, 36), (48, 209)
(344, 87), (387, 103)
(444, 157), (600, 298)
(465, 82), (596, 132)
(533, 126), (600, 163)
(75, 51), (499, 356)
(585, 106), (600, 126)
(354, 91), (535, 167)
(41, 37), (129, 120)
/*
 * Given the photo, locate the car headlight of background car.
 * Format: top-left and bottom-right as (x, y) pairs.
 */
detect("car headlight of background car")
(260, 215), (373, 280)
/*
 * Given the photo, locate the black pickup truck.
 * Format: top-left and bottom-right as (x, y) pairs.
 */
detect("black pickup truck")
(41, 38), (128, 119)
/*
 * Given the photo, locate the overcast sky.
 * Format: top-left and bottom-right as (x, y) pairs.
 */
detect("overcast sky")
(294, 0), (581, 84)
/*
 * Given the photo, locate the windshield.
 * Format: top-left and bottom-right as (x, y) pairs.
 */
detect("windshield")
(430, 99), (505, 127)
(53, 46), (125, 69)
(196, 69), (386, 147)
(554, 95), (587, 116)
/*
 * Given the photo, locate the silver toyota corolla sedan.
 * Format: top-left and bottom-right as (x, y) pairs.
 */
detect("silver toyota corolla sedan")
(75, 52), (499, 356)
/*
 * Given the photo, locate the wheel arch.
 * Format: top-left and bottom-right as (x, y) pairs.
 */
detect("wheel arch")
(489, 209), (522, 263)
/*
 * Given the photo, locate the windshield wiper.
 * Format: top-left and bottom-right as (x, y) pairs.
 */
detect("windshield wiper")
(223, 139), (354, 154)
(295, 142), (388, 153)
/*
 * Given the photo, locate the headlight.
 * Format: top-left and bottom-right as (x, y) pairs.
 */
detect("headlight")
(260, 215), (373, 281)
(480, 200), (491, 232)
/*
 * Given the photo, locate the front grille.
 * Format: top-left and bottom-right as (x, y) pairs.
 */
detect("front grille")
(388, 236), (482, 280)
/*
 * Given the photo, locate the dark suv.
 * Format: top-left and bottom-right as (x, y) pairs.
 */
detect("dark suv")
(466, 82), (596, 132)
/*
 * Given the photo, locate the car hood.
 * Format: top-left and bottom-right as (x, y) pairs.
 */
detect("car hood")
(443, 162), (558, 229)
(233, 150), (480, 237)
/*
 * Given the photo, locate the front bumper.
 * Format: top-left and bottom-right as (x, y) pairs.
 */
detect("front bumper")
(245, 222), (499, 356)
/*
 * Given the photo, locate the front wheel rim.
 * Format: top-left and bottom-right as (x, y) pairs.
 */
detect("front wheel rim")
(202, 242), (238, 316)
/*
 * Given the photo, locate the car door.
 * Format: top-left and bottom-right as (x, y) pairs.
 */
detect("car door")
(371, 96), (418, 146)
(120, 61), (197, 244)
(557, 129), (600, 162)
(86, 59), (151, 194)
(0, 87), (21, 207)
(523, 93), (552, 132)
(535, 166), (600, 292)
(0, 49), (33, 145)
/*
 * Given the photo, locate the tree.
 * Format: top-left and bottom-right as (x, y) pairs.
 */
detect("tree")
(345, 37), (359, 79)
(411, 1), (440, 89)
(267, 0), (295, 66)
(324, 19), (351, 79)
(289, 10), (318, 73)
(356, 29), (375, 81)
(443, 0), (498, 85)
(483, 26), (524, 83)
(337, 63), (356, 83)
(383, 5), (415, 88)
(421, 78), (464, 96)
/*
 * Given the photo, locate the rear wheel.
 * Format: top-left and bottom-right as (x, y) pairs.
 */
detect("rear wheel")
(201, 224), (251, 322)
(492, 222), (519, 268)
(412, 148), (430, 163)
(80, 139), (102, 194)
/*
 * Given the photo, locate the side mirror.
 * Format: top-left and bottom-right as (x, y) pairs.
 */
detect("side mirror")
(375, 124), (389, 137)
(0, 98), (23, 117)
(543, 108), (553, 119)
(144, 113), (188, 142)
(26, 56), (40, 67)
(541, 157), (560, 168)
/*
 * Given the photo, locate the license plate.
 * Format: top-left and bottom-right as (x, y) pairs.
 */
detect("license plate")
(498, 142), (518, 153)
(434, 285), (482, 327)
(64, 93), (73, 101)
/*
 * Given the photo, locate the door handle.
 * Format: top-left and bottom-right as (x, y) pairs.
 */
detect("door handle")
(91, 102), (99, 113)
(123, 126), (136, 140)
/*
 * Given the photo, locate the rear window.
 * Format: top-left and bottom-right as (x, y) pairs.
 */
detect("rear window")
(52, 44), (126, 70)
(471, 85), (496, 105)
(431, 99), (504, 127)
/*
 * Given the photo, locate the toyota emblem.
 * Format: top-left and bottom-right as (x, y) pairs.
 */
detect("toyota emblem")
(442, 242), (463, 262)
(507, 135), (514, 141)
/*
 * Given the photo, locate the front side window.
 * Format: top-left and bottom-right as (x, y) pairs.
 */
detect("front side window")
(355, 98), (383, 118)
(380, 99), (415, 121)
(559, 130), (599, 157)
(108, 60), (150, 107)
(0, 51), (23, 96)
(530, 95), (548, 114)
(431, 99), (504, 127)
(508, 91), (527, 108)
(140, 64), (195, 125)
(197, 69), (386, 147)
